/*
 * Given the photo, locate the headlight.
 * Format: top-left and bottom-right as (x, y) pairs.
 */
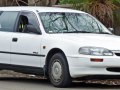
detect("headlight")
(79, 47), (113, 56)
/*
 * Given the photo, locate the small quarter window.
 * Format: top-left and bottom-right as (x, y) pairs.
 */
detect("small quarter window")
(0, 11), (18, 32)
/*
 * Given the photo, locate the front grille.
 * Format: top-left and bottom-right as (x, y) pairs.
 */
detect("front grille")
(107, 67), (120, 72)
(115, 53), (120, 56)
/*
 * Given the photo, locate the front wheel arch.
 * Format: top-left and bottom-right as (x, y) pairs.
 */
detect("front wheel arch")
(45, 48), (69, 77)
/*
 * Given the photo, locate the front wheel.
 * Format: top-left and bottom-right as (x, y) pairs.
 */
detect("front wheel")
(48, 53), (72, 87)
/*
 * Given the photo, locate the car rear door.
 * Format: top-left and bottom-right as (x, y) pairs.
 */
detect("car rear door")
(0, 11), (18, 64)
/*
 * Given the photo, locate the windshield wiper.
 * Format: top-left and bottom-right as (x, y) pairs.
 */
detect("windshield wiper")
(63, 31), (92, 33)
(62, 31), (112, 34)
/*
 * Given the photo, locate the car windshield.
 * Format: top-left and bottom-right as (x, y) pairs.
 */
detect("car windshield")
(39, 12), (110, 34)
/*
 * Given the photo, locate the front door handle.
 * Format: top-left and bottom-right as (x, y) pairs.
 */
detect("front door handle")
(12, 38), (18, 42)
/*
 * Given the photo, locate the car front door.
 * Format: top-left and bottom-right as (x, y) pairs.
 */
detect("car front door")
(11, 11), (43, 67)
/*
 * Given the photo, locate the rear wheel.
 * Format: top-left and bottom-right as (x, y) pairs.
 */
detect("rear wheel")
(48, 53), (72, 87)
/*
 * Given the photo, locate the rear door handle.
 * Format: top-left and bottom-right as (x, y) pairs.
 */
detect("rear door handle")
(12, 38), (18, 42)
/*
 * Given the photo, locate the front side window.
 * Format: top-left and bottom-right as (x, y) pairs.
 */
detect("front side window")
(17, 12), (40, 34)
(39, 12), (110, 34)
(0, 11), (18, 32)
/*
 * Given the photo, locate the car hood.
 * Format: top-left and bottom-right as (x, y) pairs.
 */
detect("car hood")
(49, 33), (120, 50)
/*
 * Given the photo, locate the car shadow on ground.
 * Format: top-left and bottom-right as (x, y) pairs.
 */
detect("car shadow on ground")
(71, 82), (120, 89)
(0, 77), (120, 89)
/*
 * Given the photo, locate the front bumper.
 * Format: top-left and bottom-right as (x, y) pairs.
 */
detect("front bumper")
(67, 55), (120, 78)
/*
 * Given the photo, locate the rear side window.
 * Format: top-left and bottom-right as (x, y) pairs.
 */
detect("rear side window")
(0, 11), (18, 32)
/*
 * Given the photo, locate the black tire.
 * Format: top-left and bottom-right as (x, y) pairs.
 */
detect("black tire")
(48, 53), (72, 87)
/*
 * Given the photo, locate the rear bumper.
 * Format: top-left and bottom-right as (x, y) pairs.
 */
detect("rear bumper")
(67, 55), (120, 78)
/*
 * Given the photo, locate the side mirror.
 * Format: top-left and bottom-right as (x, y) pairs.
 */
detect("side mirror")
(26, 25), (40, 34)
(108, 28), (114, 32)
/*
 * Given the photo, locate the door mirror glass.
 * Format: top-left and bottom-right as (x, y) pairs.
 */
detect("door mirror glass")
(27, 25), (40, 34)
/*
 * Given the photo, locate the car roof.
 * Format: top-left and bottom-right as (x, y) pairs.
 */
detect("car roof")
(0, 6), (85, 13)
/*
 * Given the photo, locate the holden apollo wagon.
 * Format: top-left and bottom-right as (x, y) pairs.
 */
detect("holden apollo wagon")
(0, 6), (120, 87)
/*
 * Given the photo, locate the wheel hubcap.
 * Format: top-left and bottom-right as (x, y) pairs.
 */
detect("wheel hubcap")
(51, 60), (62, 82)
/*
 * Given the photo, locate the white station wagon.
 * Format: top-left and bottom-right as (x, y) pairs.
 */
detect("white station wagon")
(0, 6), (120, 87)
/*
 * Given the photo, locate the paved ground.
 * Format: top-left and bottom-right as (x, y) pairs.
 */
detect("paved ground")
(0, 78), (120, 90)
